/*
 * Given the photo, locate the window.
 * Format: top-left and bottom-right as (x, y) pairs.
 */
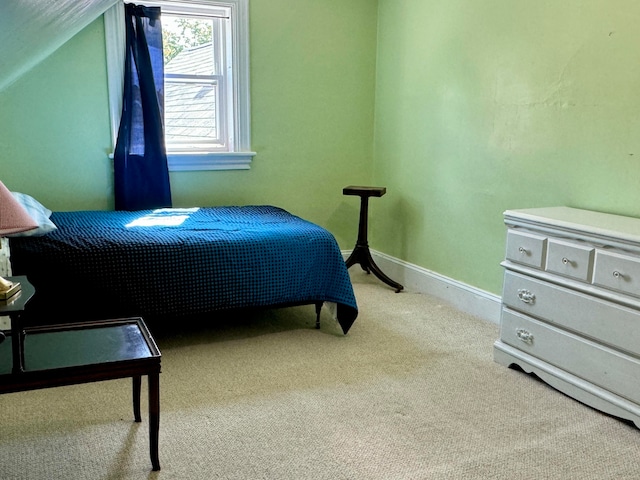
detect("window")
(105, 0), (254, 171)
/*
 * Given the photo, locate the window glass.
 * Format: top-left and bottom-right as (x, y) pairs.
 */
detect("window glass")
(163, 13), (227, 152)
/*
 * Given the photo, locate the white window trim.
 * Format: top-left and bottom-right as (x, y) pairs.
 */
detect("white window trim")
(104, 0), (255, 171)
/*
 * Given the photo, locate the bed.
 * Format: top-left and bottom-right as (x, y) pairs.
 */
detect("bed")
(8, 204), (358, 334)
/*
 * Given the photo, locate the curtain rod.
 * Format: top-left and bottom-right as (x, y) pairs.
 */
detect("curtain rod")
(123, 2), (230, 19)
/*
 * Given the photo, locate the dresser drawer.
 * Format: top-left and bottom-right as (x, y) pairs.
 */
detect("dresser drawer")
(501, 309), (640, 403)
(502, 270), (640, 356)
(593, 250), (640, 298)
(505, 230), (546, 269)
(545, 238), (593, 282)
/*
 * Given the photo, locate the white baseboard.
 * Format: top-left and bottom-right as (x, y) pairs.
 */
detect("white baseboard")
(344, 249), (502, 325)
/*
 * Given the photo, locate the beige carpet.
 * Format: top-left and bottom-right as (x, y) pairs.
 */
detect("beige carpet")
(1, 270), (639, 479)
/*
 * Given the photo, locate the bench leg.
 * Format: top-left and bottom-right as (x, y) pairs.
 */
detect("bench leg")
(148, 373), (161, 471)
(132, 376), (142, 422)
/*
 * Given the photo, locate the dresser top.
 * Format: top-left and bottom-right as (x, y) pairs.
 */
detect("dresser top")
(504, 207), (640, 245)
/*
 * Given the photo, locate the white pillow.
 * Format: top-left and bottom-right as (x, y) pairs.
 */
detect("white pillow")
(7, 192), (57, 237)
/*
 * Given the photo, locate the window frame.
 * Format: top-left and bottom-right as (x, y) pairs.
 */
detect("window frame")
(104, 0), (255, 171)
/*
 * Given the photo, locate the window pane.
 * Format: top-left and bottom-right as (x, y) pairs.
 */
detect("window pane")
(162, 15), (225, 151)
(162, 16), (214, 68)
(165, 78), (221, 149)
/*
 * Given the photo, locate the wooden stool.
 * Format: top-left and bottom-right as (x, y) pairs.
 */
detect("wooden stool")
(343, 186), (404, 292)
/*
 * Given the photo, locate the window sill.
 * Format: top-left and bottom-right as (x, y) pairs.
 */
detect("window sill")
(167, 151), (256, 171)
(108, 151), (256, 171)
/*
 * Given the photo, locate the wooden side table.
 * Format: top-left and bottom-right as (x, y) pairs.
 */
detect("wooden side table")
(343, 186), (404, 292)
(0, 275), (35, 374)
(0, 317), (162, 471)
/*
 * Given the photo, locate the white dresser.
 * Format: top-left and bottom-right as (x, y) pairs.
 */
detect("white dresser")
(493, 206), (640, 427)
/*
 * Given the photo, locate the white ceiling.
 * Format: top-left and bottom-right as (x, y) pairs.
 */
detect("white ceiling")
(0, 0), (119, 92)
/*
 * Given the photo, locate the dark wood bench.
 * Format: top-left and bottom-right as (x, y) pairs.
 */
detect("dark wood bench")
(0, 313), (162, 471)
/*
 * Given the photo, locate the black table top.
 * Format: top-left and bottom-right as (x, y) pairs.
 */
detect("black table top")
(0, 318), (160, 376)
(0, 275), (34, 315)
(343, 186), (387, 197)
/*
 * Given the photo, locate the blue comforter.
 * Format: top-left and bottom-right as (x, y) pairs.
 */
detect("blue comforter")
(9, 206), (358, 334)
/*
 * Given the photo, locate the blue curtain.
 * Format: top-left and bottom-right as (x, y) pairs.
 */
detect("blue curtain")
(114, 3), (172, 211)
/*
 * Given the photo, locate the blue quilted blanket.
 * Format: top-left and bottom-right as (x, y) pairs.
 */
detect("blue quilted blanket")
(9, 206), (358, 334)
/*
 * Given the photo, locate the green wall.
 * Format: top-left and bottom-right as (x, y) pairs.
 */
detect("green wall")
(0, 16), (113, 210)
(372, 0), (640, 295)
(0, 0), (378, 244)
(3, 0), (640, 299)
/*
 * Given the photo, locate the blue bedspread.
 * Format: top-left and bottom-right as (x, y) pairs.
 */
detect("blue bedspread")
(9, 206), (358, 334)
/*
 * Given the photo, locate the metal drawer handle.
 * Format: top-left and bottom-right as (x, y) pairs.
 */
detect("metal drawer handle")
(517, 289), (535, 304)
(613, 270), (624, 279)
(562, 257), (571, 266)
(516, 328), (534, 344)
(518, 246), (528, 255)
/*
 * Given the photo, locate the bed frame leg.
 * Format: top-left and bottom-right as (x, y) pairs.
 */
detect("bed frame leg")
(315, 303), (322, 329)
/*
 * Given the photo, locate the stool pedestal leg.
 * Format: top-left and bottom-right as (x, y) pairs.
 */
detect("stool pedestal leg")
(344, 187), (404, 293)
